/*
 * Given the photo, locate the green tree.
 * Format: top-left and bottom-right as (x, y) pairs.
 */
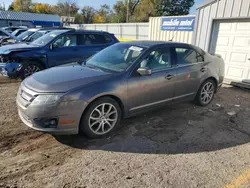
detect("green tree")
(74, 13), (84, 24)
(94, 4), (112, 23)
(32, 3), (54, 14)
(133, 0), (159, 22)
(156, 0), (194, 16)
(81, 6), (96, 24)
(111, 1), (126, 23)
(112, 0), (140, 23)
(9, 0), (32, 12)
(56, 0), (79, 16)
(8, 3), (14, 11)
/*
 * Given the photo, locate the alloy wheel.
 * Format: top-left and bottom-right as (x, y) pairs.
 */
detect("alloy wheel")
(88, 103), (118, 135)
(200, 81), (215, 104)
(24, 64), (41, 78)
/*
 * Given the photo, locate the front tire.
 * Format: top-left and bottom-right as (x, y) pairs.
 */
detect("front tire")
(80, 97), (122, 138)
(19, 62), (44, 80)
(195, 79), (216, 106)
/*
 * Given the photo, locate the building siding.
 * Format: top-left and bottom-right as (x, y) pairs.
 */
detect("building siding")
(194, 0), (250, 51)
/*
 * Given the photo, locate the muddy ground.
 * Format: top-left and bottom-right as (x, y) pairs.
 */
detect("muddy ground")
(1, 76), (250, 188)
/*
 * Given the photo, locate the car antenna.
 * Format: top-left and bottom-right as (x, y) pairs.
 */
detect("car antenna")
(169, 30), (178, 41)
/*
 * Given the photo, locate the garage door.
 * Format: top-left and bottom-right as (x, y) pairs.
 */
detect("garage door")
(210, 20), (250, 81)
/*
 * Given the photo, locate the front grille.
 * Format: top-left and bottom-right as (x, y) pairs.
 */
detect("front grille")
(17, 84), (37, 108)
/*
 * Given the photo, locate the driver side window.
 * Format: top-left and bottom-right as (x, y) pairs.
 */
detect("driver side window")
(140, 47), (171, 71)
(53, 35), (77, 48)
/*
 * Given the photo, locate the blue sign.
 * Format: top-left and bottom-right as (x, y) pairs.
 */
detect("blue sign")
(161, 16), (195, 31)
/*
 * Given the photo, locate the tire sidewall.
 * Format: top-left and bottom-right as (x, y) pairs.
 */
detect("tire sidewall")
(197, 79), (216, 106)
(20, 62), (44, 80)
(80, 97), (122, 138)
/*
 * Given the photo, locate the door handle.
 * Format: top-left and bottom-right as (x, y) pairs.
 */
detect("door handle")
(165, 74), (175, 80)
(200, 67), (207, 72)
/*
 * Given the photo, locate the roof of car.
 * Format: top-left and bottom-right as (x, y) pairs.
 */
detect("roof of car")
(122, 41), (192, 48)
(72, 29), (112, 34)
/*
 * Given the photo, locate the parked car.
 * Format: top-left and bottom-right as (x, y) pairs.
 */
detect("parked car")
(0, 29), (16, 45)
(2, 26), (27, 33)
(16, 41), (225, 138)
(15, 28), (40, 42)
(1, 28), (71, 46)
(0, 29), (119, 79)
(0, 28), (38, 46)
(12, 28), (28, 36)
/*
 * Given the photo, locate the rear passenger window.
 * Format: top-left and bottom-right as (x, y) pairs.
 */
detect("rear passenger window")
(175, 47), (204, 65)
(78, 34), (112, 45)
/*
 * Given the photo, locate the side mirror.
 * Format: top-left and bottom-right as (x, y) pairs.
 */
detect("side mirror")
(49, 44), (53, 50)
(137, 67), (152, 76)
(50, 43), (59, 50)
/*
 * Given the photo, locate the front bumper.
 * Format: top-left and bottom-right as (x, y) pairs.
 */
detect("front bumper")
(0, 62), (21, 78)
(17, 85), (89, 135)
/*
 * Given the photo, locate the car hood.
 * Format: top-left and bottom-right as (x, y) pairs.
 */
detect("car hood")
(0, 43), (38, 54)
(24, 65), (114, 93)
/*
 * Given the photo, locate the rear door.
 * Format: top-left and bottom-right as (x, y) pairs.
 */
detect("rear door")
(172, 46), (207, 102)
(77, 33), (114, 62)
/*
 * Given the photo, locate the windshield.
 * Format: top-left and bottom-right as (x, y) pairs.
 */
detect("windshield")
(86, 43), (145, 72)
(26, 31), (46, 42)
(30, 31), (63, 46)
(16, 30), (34, 41)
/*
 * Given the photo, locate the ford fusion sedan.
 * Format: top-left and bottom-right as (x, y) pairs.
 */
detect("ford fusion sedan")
(17, 42), (225, 138)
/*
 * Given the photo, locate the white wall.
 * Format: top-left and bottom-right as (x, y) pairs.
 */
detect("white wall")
(66, 23), (149, 40)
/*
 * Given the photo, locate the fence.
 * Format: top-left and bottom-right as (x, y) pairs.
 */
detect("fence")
(66, 23), (149, 40)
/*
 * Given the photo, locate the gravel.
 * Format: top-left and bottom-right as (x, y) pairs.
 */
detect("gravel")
(1, 78), (250, 188)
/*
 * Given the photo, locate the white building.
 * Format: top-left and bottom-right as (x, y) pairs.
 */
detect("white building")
(194, 0), (250, 83)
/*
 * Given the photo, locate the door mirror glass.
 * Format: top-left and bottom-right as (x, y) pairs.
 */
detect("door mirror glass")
(137, 67), (152, 76)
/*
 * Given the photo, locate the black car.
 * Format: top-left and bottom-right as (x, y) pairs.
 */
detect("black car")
(0, 29), (119, 79)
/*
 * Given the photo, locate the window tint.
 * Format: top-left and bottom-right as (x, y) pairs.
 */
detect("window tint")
(140, 48), (171, 71)
(78, 34), (112, 45)
(53, 35), (77, 47)
(0, 31), (7, 37)
(175, 47), (204, 65)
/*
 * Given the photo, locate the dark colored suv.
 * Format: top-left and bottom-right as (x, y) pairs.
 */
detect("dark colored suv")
(0, 29), (119, 79)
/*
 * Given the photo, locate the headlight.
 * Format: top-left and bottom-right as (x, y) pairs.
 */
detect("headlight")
(31, 94), (62, 106)
(2, 50), (11, 55)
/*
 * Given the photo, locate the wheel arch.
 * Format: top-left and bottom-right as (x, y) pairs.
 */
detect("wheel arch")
(203, 76), (218, 92)
(82, 94), (125, 119)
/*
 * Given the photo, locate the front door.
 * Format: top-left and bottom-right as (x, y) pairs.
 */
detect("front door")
(47, 34), (79, 67)
(173, 46), (207, 102)
(127, 46), (176, 114)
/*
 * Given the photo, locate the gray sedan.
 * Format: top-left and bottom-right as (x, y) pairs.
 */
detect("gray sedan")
(16, 41), (225, 138)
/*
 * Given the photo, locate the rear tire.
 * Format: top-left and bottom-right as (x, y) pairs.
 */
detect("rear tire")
(19, 61), (44, 80)
(80, 97), (122, 138)
(195, 79), (216, 106)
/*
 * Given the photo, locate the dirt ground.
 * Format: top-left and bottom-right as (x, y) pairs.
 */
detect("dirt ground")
(1, 76), (250, 188)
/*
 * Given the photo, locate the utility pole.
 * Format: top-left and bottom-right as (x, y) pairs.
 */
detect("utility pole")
(20, 0), (23, 11)
(126, 0), (129, 23)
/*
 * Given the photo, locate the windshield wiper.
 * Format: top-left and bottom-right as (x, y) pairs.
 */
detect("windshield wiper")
(85, 64), (102, 71)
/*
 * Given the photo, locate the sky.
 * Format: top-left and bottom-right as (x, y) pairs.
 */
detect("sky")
(0, 0), (205, 15)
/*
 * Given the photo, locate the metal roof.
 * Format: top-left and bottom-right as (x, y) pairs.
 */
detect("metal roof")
(0, 11), (60, 22)
(197, 0), (218, 9)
